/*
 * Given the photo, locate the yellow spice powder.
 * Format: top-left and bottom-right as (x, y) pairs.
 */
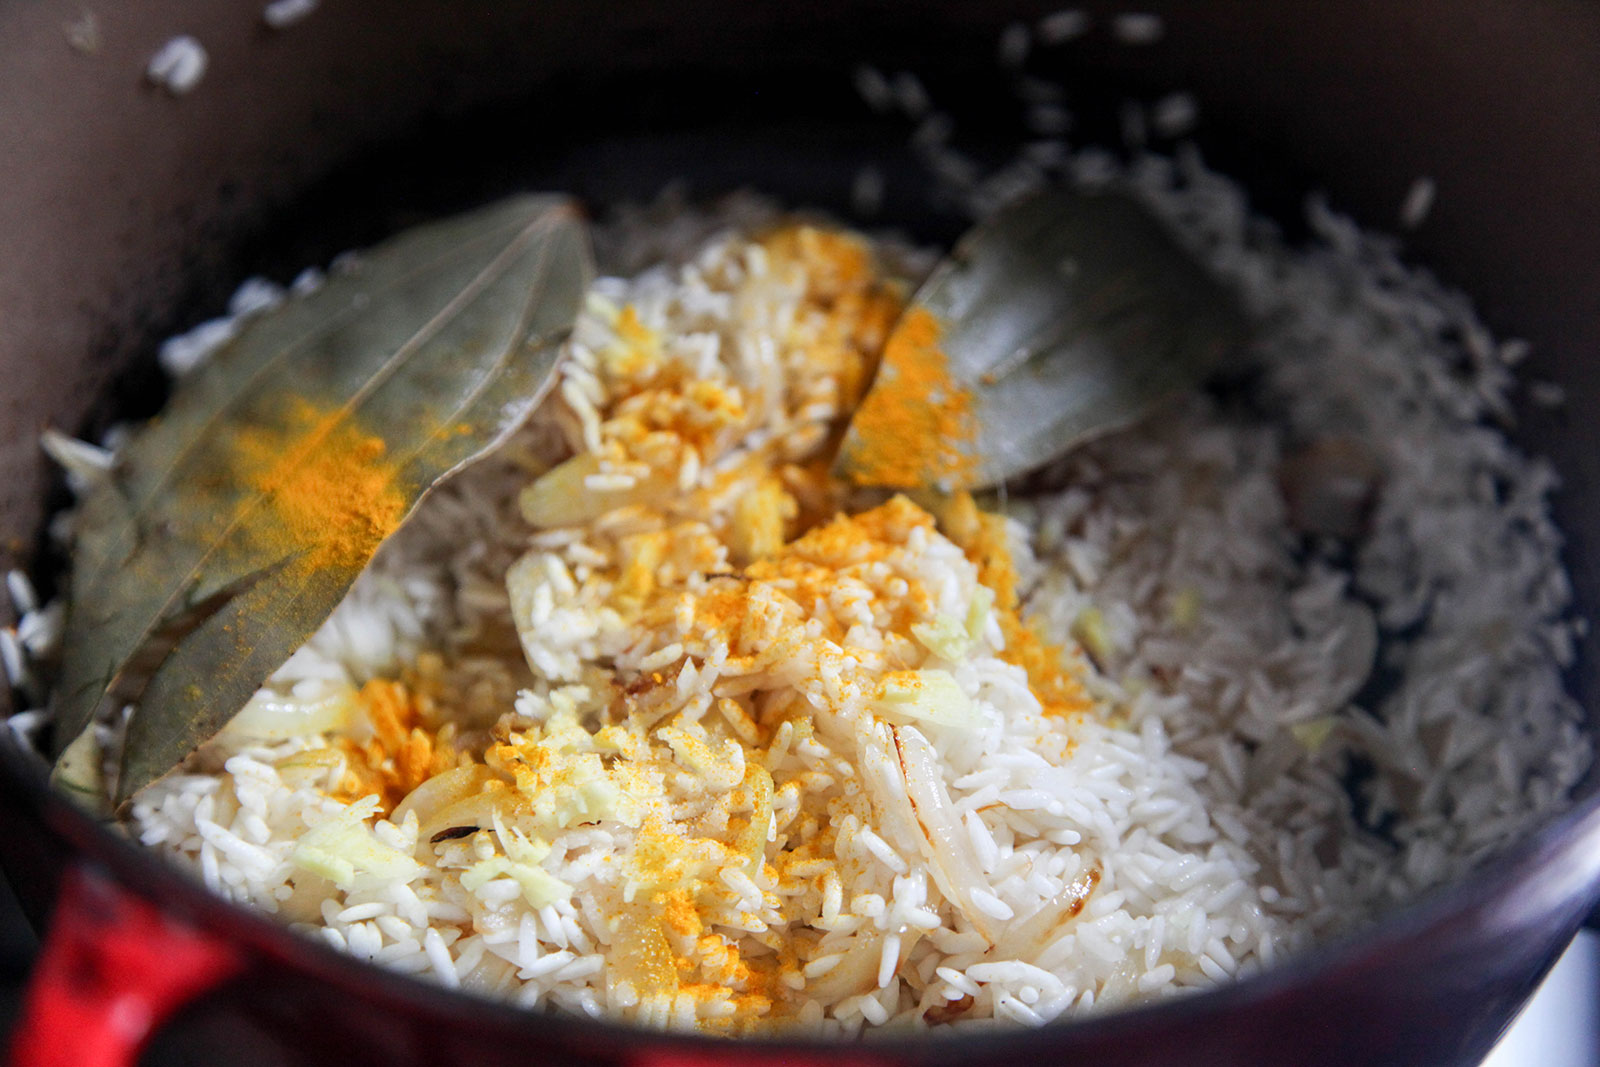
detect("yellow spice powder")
(333, 678), (457, 812)
(841, 306), (978, 489)
(227, 396), (409, 570)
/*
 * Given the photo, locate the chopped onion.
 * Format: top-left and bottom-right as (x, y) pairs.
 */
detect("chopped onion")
(519, 453), (663, 527)
(1071, 605), (1114, 666)
(1170, 586), (1202, 630)
(911, 615), (970, 662)
(292, 797), (421, 889)
(965, 586), (995, 643)
(872, 670), (984, 731)
(459, 813), (571, 908)
(1291, 717), (1337, 753)
(608, 902), (679, 999)
(460, 853), (571, 909)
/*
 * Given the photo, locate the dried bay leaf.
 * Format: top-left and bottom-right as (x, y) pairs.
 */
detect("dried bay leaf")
(51, 194), (594, 807)
(837, 186), (1247, 490)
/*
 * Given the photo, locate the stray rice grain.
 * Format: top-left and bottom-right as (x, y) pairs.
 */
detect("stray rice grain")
(1400, 177), (1437, 230)
(263, 0), (320, 29)
(146, 35), (208, 95)
(1111, 13), (1165, 45)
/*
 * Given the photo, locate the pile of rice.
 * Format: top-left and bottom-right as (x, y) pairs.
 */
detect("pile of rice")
(31, 155), (1589, 1035)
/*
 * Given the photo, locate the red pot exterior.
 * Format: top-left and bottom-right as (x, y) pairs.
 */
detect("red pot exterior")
(1, 2), (1599, 1064)
(10, 866), (244, 1067)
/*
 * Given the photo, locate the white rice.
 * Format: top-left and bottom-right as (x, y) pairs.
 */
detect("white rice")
(99, 162), (1592, 1035)
(891, 72), (932, 120)
(1530, 380), (1567, 409)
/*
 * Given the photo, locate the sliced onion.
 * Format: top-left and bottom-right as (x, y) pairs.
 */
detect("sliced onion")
(273, 748), (344, 791)
(805, 933), (881, 1004)
(806, 929), (924, 1004)
(858, 721), (925, 862)
(391, 764), (501, 840)
(894, 725), (1003, 944)
(416, 782), (520, 846)
(221, 679), (359, 742)
(987, 861), (1100, 960)
(1320, 599), (1377, 712)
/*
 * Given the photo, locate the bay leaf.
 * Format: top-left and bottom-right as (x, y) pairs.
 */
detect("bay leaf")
(837, 186), (1247, 490)
(50, 194), (594, 807)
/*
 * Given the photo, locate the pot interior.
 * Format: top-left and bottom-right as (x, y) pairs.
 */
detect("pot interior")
(1, 2), (1599, 1063)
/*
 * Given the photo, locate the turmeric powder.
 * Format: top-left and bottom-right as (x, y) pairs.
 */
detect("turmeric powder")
(226, 397), (409, 570)
(838, 306), (978, 489)
(334, 678), (457, 811)
(933, 491), (1092, 720)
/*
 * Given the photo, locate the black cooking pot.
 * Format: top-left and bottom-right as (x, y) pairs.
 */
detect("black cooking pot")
(2, 2), (1599, 1064)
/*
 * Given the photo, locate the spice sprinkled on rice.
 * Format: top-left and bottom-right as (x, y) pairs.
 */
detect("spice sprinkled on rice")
(122, 181), (1591, 1035)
